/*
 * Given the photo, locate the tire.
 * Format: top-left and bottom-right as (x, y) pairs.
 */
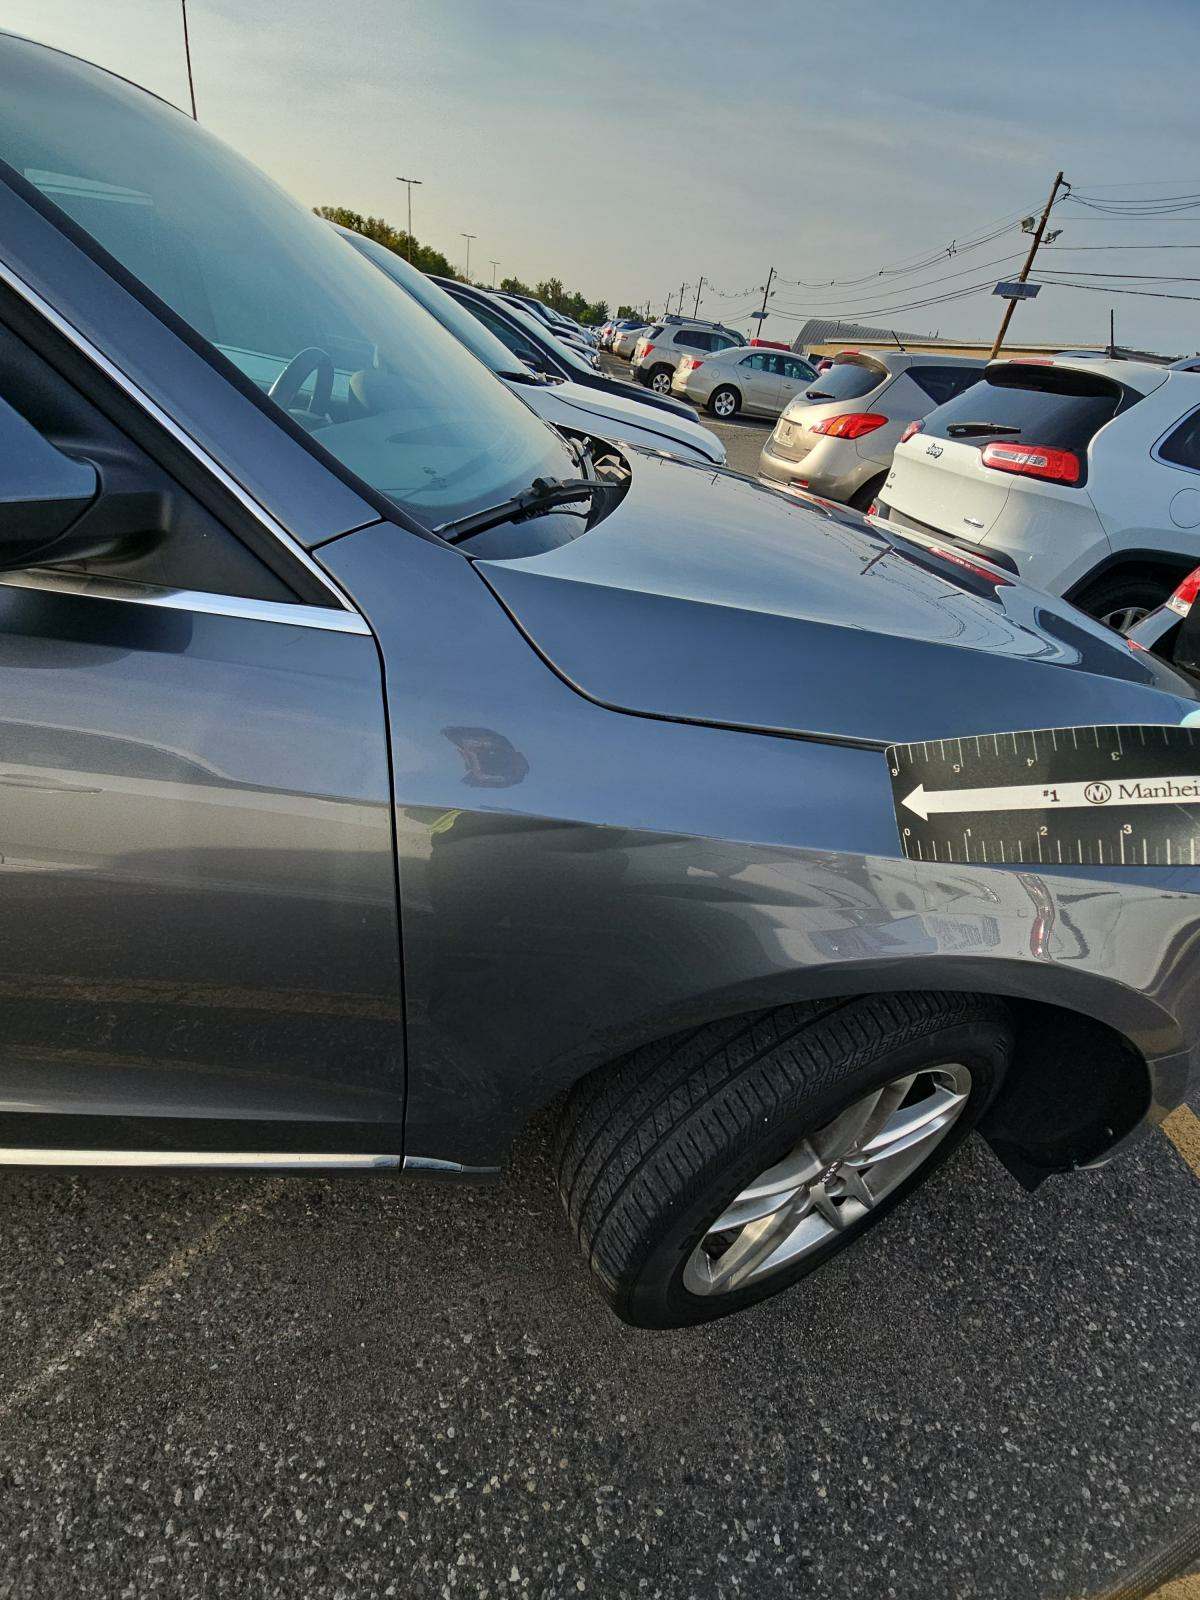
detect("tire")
(1072, 571), (1179, 634)
(848, 474), (888, 513)
(647, 365), (674, 395)
(708, 385), (740, 420)
(556, 992), (1012, 1328)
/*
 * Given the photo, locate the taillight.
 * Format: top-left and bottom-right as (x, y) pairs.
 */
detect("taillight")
(980, 441), (1081, 485)
(679, 357), (703, 373)
(899, 419), (924, 445)
(1167, 567), (1200, 618)
(640, 342), (655, 357)
(810, 412), (889, 440)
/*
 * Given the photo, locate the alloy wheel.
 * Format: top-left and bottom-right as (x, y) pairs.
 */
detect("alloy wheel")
(651, 371), (672, 393)
(713, 391), (736, 418)
(1101, 603), (1151, 634)
(682, 1064), (973, 1296)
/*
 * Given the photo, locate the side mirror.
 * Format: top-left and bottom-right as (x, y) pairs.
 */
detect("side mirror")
(0, 395), (99, 568)
(0, 398), (145, 572)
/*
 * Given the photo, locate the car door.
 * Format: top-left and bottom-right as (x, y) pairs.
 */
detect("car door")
(737, 352), (784, 416)
(0, 293), (404, 1160)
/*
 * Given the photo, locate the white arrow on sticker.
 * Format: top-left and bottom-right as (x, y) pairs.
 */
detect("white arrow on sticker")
(902, 774), (1200, 822)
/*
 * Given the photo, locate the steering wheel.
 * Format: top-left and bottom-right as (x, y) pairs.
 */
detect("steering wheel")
(267, 346), (335, 416)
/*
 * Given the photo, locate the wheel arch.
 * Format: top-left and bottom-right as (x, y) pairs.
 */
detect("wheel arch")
(515, 958), (1176, 1184)
(1065, 548), (1198, 608)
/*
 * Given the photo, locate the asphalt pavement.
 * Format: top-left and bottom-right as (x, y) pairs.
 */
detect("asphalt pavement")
(0, 360), (1197, 1597)
(0, 1106), (1197, 1599)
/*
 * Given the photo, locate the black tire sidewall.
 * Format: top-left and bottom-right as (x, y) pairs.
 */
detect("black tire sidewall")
(618, 1015), (1006, 1329)
(1076, 574), (1174, 630)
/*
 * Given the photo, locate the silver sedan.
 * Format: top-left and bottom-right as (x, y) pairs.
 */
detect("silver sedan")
(672, 345), (818, 419)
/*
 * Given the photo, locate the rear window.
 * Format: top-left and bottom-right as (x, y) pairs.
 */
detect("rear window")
(923, 363), (1128, 456)
(910, 365), (982, 406)
(803, 360), (886, 402)
(644, 324), (665, 340)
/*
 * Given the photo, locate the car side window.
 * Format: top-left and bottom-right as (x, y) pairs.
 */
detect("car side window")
(0, 315), (298, 602)
(1159, 409), (1200, 473)
(740, 353), (768, 371)
(783, 358), (816, 382)
(713, 336), (740, 352)
(675, 329), (707, 350)
(469, 302), (543, 366)
(911, 366), (980, 406)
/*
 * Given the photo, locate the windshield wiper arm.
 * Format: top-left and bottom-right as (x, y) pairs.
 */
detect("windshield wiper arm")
(945, 421), (1023, 439)
(435, 476), (614, 544)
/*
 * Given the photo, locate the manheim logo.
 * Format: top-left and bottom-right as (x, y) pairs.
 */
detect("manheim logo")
(1084, 782), (1113, 805)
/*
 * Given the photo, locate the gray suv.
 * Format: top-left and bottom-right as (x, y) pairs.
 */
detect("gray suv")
(759, 351), (984, 509)
(3, 34), (1199, 1331)
(630, 316), (745, 394)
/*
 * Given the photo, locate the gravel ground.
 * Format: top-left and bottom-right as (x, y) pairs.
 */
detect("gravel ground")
(0, 361), (1196, 1596)
(0, 1103), (1196, 1600)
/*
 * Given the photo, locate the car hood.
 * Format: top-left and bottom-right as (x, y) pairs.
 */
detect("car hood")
(516, 378), (725, 464)
(476, 455), (1198, 746)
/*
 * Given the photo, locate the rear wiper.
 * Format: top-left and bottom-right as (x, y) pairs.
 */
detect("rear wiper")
(804, 388), (835, 400)
(434, 475), (616, 544)
(945, 421), (1023, 439)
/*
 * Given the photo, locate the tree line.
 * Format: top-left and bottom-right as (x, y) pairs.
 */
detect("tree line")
(316, 206), (640, 325)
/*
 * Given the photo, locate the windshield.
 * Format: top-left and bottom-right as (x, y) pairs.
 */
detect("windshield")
(490, 296), (597, 377)
(0, 37), (572, 529)
(338, 227), (527, 380)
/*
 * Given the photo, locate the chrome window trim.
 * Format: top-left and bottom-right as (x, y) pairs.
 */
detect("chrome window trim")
(0, 568), (372, 634)
(1151, 403), (1200, 479)
(0, 254), (372, 614)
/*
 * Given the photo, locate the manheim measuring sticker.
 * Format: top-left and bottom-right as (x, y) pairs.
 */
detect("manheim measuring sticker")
(886, 725), (1200, 868)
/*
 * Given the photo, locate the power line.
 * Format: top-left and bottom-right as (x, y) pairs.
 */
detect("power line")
(1036, 278), (1200, 302)
(768, 250), (1025, 311)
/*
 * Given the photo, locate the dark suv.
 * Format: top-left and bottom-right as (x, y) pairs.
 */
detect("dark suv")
(1, 32), (1198, 1329)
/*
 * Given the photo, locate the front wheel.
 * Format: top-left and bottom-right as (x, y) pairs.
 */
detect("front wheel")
(557, 993), (1011, 1327)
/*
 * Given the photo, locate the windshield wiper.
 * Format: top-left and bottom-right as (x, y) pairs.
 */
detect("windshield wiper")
(435, 475), (615, 544)
(945, 421), (1023, 439)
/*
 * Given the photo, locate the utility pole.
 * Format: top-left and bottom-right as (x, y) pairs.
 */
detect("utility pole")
(461, 232), (477, 281)
(395, 177), (423, 262)
(678, 282), (687, 315)
(756, 266), (775, 341)
(180, 0), (198, 119)
(693, 276), (706, 318)
(1109, 307), (1116, 358)
(490, 260), (500, 288)
(990, 170), (1065, 359)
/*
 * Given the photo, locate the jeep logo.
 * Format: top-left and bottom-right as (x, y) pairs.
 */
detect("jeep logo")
(926, 443), (944, 459)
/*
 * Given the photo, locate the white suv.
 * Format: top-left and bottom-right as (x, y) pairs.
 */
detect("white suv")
(631, 318), (744, 394)
(874, 356), (1200, 630)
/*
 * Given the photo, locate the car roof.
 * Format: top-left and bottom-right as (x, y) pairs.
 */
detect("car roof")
(986, 354), (1170, 395)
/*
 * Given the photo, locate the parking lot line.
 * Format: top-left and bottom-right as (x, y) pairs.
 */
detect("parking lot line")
(1161, 1105), (1200, 1178)
(0, 1179), (285, 1426)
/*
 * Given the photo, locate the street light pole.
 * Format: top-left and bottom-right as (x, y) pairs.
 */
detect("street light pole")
(180, 0), (198, 119)
(461, 232), (477, 281)
(394, 177), (423, 262)
(490, 259), (500, 288)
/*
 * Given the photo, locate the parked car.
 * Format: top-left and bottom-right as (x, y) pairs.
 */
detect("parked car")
(4, 33), (1200, 1333)
(604, 317), (646, 354)
(495, 291), (595, 351)
(434, 279), (699, 422)
(612, 322), (649, 360)
(759, 352), (984, 509)
(631, 316), (745, 394)
(1128, 563), (1200, 677)
(673, 346), (818, 419)
(874, 356), (1200, 629)
(338, 228), (725, 465)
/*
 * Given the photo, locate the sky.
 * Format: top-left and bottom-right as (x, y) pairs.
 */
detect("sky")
(5, 0), (1200, 353)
